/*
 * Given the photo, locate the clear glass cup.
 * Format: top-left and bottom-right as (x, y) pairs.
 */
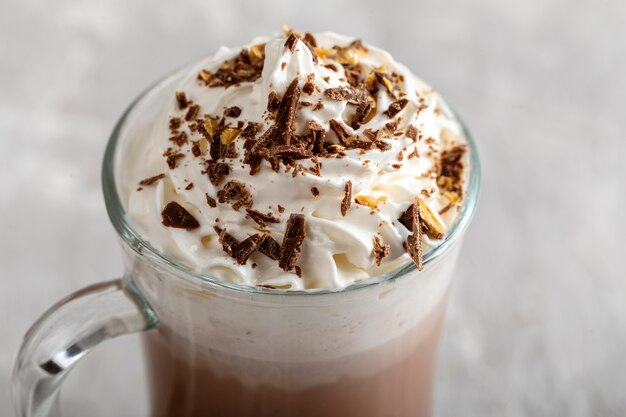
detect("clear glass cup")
(13, 65), (480, 417)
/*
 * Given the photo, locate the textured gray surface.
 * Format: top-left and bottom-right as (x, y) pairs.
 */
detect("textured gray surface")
(1, 0), (625, 416)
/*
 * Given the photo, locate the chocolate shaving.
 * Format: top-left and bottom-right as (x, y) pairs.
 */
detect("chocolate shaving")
(217, 180), (252, 211)
(273, 77), (301, 146)
(165, 152), (184, 169)
(302, 73), (316, 95)
(185, 104), (200, 121)
(234, 234), (263, 265)
(185, 182), (194, 190)
(406, 125), (418, 141)
(246, 208), (280, 227)
(259, 234), (281, 260)
(385, 119), (399, 133)
(285, 33), (298, 52)
(191, 141), (202, 157)
(175, 92), (189, 110)
(241, 122), (260, 138)
(324, 87), (352, 101)
(301, 32), (319, 63)
(267, 91), (281, 112)
(138, 173), (165, 187)
(169, 131), (188, 147)
(224, 106), (242, 118)
(438, 144), (467, 197)
(161, 202), (200, 230)
(399, 203), (417, 232)
(341, 181), (352, 216)
(311, 187), (320, 197)
(205, 193), (217, 208)
(404, 226), (423, 271)
(303, 32), (317, 47)
(329, 119), (352, 146)
(372, 234), (390, 266)
(206, 161), (230, 185)
(307, 121), (326, 155)
(169, 117), (182, 131)
(363, 128), (382, 142)
(278, 213), (306, 272)
(274, 145), (312, 159)
(246, 126), (275, 174)
(343, 65), (362, 87)
(329, 120), (373, 150)
(198, 46), (265, 88)
(383, 98), (408, 118)
(324, 86), (370, 103)
(215, 227), (240, 257)
(400, 203), (423, 270)
(353, 98), (374, 128)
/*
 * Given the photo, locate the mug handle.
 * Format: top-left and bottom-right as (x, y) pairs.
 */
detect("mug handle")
(12, 278), (158, 417)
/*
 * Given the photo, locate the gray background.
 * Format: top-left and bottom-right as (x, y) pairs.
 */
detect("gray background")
(1, 0), (625, 416)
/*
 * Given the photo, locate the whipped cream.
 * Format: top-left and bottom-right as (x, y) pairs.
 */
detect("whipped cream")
(122, 31), (467, 291)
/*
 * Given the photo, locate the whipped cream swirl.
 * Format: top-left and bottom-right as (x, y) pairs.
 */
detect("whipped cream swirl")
(122, 31), (467, 290)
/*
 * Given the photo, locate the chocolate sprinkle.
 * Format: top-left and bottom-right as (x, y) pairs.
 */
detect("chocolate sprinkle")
(246, 208), (280, 227)
(278, 213), (306, 272)
(383, 98), (409, 118)
(161, 202), (200, 230)
(341, 181), (352, 216)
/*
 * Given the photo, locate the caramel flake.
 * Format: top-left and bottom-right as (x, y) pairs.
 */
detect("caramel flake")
(417, 198), (445, 239)
(355, 195), (388, 209)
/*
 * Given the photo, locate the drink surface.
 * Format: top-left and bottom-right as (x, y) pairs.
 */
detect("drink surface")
(120, 28), (468, 290)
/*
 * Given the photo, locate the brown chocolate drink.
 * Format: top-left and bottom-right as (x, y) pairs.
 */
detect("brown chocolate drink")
(143, 296), (447, 417)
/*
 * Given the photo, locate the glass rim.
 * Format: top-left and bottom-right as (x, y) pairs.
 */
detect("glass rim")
(102, 66), (481, 297)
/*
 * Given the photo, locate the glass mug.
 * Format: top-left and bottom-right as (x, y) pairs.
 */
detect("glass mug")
(13, 66), (480, 417)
